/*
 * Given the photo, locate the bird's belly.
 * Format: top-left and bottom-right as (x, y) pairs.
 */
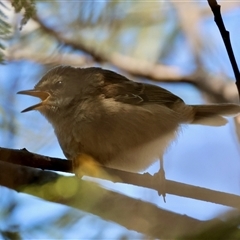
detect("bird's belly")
(106, 130), (176, 172)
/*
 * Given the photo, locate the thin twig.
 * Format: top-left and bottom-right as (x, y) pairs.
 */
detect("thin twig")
(207, 0), (240, 98)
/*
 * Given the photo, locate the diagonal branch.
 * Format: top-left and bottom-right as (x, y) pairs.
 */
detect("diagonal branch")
(207, 0), (240, 98)
(0, 160), (225, 239)
(31, 15), (239, 104)
(1, 147), (240, 209)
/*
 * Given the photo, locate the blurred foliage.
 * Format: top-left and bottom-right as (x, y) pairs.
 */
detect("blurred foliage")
(0, 2), (11, 63)
(11, 0), (36, 29)
(11, 1), (179, 63)
(0, 0), (36, 63)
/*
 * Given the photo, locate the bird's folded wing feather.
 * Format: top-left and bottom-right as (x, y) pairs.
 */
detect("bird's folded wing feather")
(101, 72), (184, 107)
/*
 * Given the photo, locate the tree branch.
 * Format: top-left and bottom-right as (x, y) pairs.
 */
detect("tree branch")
(1, 147), (240, 209)
(30, 15), (238, 104)
(2, 160), (240, 239)
(2, 159), (240, 240)
(5, 49), (91, 67)
(207, 0), (240, 98)
(0, 160), (209, 239)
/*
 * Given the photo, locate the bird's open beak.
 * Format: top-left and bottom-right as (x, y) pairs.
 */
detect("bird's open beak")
(17, 89), (50, 113)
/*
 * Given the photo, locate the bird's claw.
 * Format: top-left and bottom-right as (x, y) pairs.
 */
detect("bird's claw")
(154, 167), (166, 202)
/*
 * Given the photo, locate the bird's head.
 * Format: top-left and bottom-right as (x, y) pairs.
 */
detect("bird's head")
(18, 66), (105, 116)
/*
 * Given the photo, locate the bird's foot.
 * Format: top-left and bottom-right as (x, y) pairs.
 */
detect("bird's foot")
(154, 167), (166, 202)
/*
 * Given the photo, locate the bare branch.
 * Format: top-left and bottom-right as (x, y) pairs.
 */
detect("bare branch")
(2, 159), (240, 238)
(29, 14), (239, 104)
(207, 0), (240, 98)
(0, 160), (207, 239)
(202, 2), (240, 17)
(208, 0), (218, 8)
(5, 48), (91, 67)
(1, 147), (240, 209)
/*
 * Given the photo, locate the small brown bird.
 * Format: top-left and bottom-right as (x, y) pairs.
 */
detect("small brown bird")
(18, 66), (240, 174)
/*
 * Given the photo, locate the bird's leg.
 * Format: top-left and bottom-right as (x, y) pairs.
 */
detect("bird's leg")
(154, 158), (166, 202)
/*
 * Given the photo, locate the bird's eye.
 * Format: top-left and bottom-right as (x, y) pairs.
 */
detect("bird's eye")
(54, 80), (63, 88)
(52, 80), (63, 91)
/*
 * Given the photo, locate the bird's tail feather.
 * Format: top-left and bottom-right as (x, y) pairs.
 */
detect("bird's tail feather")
(190, 104), (240, 126)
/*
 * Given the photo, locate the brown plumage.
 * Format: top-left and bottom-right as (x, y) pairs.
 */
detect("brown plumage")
(18, 66), (240, 172)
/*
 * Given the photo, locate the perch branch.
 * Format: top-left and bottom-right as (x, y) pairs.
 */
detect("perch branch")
(1, 147), (240, 209)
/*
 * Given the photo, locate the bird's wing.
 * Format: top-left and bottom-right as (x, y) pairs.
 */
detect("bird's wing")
(101, 71), (184, 107)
